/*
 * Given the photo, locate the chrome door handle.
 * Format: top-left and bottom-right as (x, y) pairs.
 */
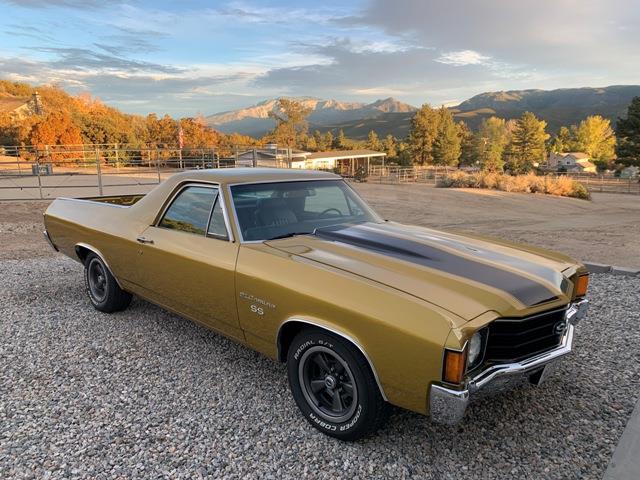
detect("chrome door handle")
(136, 236), (154, 244)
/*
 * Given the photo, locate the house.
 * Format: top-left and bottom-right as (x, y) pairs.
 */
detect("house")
(233, 146), (387, 175)
(547, 152), (597, 174)
(290, 149), (386, 175)
(620, 165), (639, 178)
(0, 92), (43, 120)
(232, 144), (307, 167)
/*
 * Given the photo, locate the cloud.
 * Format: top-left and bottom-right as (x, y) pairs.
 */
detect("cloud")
(27, 46), (182, 73)
(253, 38), (531, 105)
(436, 50), (491, 67)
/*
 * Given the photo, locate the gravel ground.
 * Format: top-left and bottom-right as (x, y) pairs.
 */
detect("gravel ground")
(1, 256), (638, 480)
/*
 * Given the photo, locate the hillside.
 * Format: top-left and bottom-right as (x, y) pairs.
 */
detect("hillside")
(450, 85), (640, 132)
(205, 97), (417, 137)
(207, 86), (640, 139)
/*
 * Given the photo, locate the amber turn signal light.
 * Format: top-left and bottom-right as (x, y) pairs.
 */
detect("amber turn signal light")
(575, 274), (589, 297)
(443, 349), (467, 384)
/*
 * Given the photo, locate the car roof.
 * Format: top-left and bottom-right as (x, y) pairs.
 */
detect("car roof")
(170, 167), (341, 186)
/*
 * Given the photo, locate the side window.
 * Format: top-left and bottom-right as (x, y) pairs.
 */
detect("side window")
(159, 186), (217, 235)
(207, 197), (229, 239)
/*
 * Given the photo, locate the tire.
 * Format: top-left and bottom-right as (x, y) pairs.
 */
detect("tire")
(287, 328), (388, 441)
(83, 253), (132, 313)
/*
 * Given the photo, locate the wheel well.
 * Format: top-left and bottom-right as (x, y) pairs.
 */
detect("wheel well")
(277, 321), (307, 362)
(276, 320), (388, 401)
(75, 245), (91, 264)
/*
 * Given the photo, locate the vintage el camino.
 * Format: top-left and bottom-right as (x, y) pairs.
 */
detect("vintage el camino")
(43, 168), (589, 440)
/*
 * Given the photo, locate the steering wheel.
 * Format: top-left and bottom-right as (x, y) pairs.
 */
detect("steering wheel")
(318, 208), (343, 218)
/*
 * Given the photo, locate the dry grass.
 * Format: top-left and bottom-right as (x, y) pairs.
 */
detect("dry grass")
(437, 171), (591, 199)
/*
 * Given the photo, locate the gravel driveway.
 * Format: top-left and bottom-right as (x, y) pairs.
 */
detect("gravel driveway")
(1, 257), (638, 479)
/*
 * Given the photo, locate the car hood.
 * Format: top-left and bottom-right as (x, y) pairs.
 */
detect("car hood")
(266, 222), (577, 321)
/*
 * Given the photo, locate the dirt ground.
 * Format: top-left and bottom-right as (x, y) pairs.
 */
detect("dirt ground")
(1, 184), (639, 268)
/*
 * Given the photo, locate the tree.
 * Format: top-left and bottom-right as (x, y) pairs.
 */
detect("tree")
(29, 112), (83, 148)
(476, 117), (509, 172)
(323, 131), (334, 151)
(267, 99), (312, 148)
(549, 126), (574, 153)
(508, 111), (549, 174)
(383, 134), (397, 159)
(313, 130), (326, 151)
(457, 121), (476, 167)
(616, 96), (640, 165)
(571, 115), (616, 161)
(432, 107), (461, 166)
(366, 130), (381, 151)
(408, 104), (439, 165)
(334, 129), (346, 149)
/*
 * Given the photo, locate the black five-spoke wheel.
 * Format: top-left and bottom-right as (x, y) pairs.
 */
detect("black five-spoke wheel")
(83, 252), (132, 313)
(287, 328), (388, 441)
(299, 346), (358, 423)
(87, 258), (108, 303)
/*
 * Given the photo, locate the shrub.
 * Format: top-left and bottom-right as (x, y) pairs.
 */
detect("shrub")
(437, 171), (590, 199)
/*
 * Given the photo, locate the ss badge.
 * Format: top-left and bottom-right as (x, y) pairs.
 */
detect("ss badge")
(250, 304), (264, 316)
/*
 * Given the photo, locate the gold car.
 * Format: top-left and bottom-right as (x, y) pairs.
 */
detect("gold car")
(44, 168), (589, 440)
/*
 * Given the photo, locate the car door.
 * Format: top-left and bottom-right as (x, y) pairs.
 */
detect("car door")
(132, 183), (242, 340)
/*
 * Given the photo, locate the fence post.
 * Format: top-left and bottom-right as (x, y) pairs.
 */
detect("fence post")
(114, 143), (119, 168)
(95, 147), (103, 195)
(35, 152), (43, 199)
(156, 148), (161, 183)
(201, 149), (205, 169)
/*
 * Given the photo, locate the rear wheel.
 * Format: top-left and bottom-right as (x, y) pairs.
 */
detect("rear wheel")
(287, 328), (387, 441)
(84, 253), (132, 313)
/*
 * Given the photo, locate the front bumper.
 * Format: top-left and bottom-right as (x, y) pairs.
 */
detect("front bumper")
(429, 299), (589, 425)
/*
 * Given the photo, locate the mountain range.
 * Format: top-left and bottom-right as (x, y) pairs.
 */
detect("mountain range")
(205, 85), (640, 139)
(205, 97), (417, 137)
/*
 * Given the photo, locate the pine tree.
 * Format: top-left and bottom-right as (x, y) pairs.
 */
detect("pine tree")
(509, 112), (549, 174)
(367, 130), (381, 151)
(457, 121), (476, 167)
(432, 107), (461, 166)
(323, 131), (334, 151)
(616, 96), (640, 164)
(549, 126), (574, 153)
(408, 104), (439, 165)
(383, 134), (397, 159)
(335, 129), (346, 149)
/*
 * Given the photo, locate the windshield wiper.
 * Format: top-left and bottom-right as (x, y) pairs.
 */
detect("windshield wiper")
(266, 232), (313, 241)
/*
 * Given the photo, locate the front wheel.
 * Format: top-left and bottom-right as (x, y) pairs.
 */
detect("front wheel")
(84, 253), (132, 313)
(287, 328), (387, 441)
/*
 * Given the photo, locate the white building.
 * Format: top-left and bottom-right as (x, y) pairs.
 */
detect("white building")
(548, 152), (597, 173)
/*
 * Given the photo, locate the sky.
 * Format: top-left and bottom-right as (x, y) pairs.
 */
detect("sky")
(0, 0), (638, 117)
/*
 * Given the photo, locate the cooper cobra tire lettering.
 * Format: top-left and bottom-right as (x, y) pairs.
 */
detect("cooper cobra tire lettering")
(287, 328), (388, 440)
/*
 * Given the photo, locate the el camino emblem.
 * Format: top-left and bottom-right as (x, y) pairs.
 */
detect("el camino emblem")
(239, 291), (276, 316)
(553, 321), (568, 336)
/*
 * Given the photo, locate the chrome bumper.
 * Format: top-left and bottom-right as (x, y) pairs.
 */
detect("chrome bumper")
(429, 299), (589, 425)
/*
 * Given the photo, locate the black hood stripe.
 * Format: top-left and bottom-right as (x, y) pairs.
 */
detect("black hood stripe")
(365, 222), (565, 289)
(314, 224), (558, 307)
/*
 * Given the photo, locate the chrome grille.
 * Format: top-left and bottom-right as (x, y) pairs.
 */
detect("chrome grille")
(485, 307), (568, 362)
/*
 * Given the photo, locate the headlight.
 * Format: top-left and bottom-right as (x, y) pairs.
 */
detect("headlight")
(467, 329), (487, 371)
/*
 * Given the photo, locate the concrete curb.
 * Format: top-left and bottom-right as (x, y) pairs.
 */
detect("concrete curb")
(584, 262), (640, 277)
(604, 398), (640, 480)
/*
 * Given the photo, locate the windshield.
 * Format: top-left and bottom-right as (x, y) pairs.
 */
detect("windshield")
(230, 180), (381, 241)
